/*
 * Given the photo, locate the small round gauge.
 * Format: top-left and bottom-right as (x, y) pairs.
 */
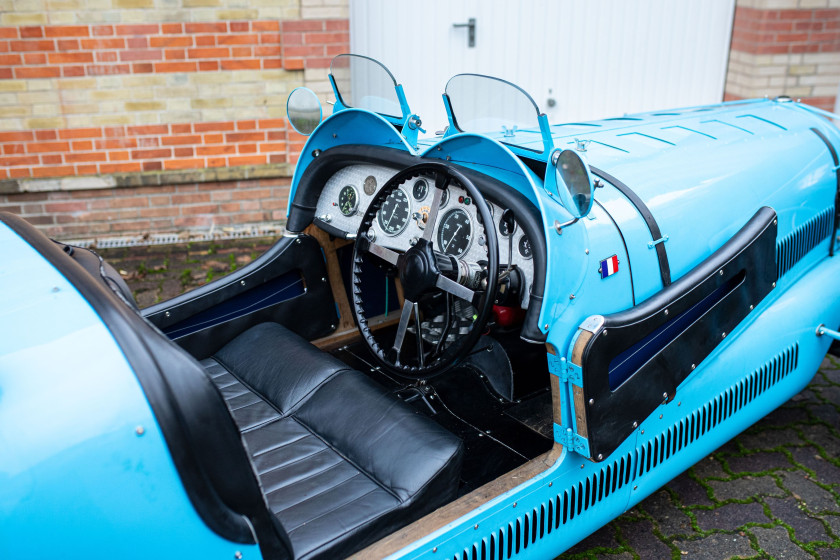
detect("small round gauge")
(518, 235), (532, 259)
(377, 188), (411, 236)
(437, 208), (473, 258)
(337, 185), (359, 217)
(412, 179), (428, 201)
(363, 175), (377, 195)
(439, 188), (450, 208)
(499, 215), (517, 237)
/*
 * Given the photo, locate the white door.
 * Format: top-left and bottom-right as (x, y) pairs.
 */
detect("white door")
(350, 0), (736, 135)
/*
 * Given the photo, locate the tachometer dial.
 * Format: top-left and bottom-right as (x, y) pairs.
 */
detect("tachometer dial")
(377, 188), (410, 236)
(437, 208), (472, 257)
(518, 235), (532, 259)
(337, 185), (359, 217)
(412, 179), (428, 201)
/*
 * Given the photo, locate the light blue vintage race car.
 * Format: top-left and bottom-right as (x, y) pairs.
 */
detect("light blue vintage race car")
(3, 54), (840, 559)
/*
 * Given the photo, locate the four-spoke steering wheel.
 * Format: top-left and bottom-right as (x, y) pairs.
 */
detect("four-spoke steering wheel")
(351, 162), (499, 377)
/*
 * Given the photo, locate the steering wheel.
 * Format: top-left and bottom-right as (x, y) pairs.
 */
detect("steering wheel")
(351, 161), (499, 378)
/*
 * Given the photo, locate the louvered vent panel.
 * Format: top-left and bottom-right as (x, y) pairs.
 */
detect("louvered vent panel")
(777, 207), (833, 278)
(445, 343), (798, 559)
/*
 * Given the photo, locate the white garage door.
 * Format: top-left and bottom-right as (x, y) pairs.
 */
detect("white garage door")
(349, 0), (736, 135)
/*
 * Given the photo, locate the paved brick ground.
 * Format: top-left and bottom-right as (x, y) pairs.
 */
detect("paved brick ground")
(102, 240), (840, 560)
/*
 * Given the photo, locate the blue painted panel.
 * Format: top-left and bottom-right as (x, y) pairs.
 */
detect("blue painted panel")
(387, 248), (840, 560)
(0, 225), (258, 560)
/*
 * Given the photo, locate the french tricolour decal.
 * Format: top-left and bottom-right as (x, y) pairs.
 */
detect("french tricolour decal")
(599, 255), (619, 279)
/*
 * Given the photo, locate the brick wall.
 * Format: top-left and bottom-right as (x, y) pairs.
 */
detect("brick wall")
(725, 0), (840, 110)
(0, 0), (347, 241)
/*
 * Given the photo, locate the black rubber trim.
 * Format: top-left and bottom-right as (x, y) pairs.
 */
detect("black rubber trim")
(289, 144), (547, 343)
(579, 207), (777, 461)
(810, 127), (839, 257)
(314, 217), (352, 240)
(594, 199), (635, 306)
(590, 166), (672, 288)
(0, 212), (292, 559)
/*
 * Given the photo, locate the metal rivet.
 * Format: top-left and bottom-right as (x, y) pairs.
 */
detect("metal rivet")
(234, 552), (243, 560)
(580, 464), (585, 469)
(749, 304), (754, 310)
(474, 524), (479, 530)
(678, 401), (682, 406)
(446, 155), (451, 160)
(585, 248), (590, 254)
(719, 269), (724, 276)
(296, 238), (301, 244)
(240, 280), (245, 286)
(432, 547), (438, 553)
(691, 364), (696, 370)
(135, 426), (145, 436)
(312, 149), (321, 157)
(569, 294), (575, 300)
(632, 421), (638, 428)
(641, 429), (645, 434)
(773, 219), (777, 225)
(332, 133), (337, 138)
(597, 454), (603, 460)
(663, 392), (668, 399)
(722, 332), (726, 338)
(548, 481), (553, 487)
(633, 485), (638, 490)
(512, 502), (517, 508)
(165, 311), (170, 317)
(321, 277), (327, 282)
(772, 282), (776, 288)
(544, 323), (549, 330)
(659, 414), (663, 419)
(330, 324), (335, 329)
(664, 309), (669, 316)
(51, 286), (60, 293)
(603, 329), (608, 336)
(589, 398), (595, 405)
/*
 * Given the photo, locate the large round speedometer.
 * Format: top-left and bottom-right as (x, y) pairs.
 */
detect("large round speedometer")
(437, 208), (472, 257)
(377, 188), (410, 236)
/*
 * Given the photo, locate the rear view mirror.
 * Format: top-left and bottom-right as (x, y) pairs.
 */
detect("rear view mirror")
(287, 87), (323, 136)
(553, 149), (594, 219)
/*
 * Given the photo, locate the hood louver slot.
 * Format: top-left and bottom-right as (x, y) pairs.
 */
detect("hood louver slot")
(444, 343), (798, 559)
(777, 207), (833, 278)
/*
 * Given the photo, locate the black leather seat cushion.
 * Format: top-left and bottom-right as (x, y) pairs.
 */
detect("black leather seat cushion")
(202, 322), (464, 559)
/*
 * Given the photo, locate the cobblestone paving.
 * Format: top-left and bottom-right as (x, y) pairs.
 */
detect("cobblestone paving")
(560, 354), (840, 560)
(101, 240), (840, 560)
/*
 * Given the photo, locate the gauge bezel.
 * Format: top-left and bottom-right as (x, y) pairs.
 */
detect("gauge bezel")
(437, 207), (473, 258)
(337, 184), (360, 217)
(412, 178), (429, 201)
(363, 175), (377, 195)
(499, 214), (517, 237)
(518, 234), (533, 259)
(376, 187), (411, 236)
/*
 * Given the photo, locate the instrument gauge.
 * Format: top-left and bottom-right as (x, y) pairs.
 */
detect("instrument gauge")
(437, 208), (472, 258)
(439, 188), (450, 208)
(363, 175), (377, 195)
(518, 235), (532, 259)
(412, 179), (429, 201)
(499, 215), (517, 237)
(377, 188), (411, 236)
(337, 185), (359, 217)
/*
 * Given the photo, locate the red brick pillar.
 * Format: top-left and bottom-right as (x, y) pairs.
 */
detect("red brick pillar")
(725, 0), (840, 110)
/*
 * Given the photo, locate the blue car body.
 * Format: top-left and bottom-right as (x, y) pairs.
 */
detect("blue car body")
(2, 55), (839, 559)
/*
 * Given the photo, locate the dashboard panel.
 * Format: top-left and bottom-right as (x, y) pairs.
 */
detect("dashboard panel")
(313, 164), (535, 308)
